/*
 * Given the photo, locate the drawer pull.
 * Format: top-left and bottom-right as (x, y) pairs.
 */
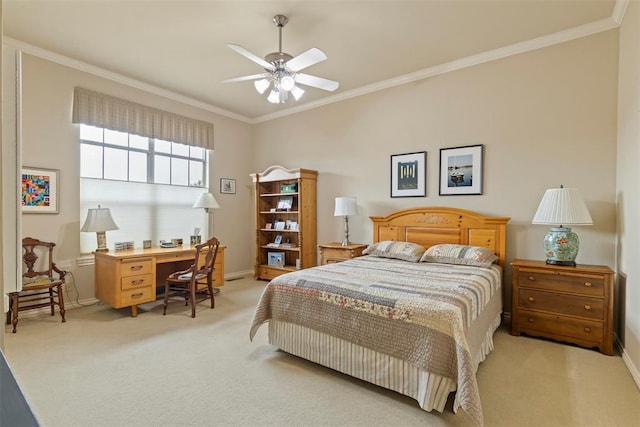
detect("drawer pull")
(584, 304), (592, 310)
(528, 296), (535, 302)
(131, 292), (144, 299)
(131, 279), (144, 285)
(130, 265), (144, 271)
(527, 276), (536, 281)
(584, 281), (592, 287)
(584, 327), (591, 333)
(528, 318), (534, 323)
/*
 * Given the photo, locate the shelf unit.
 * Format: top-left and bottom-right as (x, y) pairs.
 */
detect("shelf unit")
(251, 165), (317, 280)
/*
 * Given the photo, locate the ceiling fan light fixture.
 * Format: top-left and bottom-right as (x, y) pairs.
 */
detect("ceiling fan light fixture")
(280, 75), (295, 91)
(291, 85), (305, 101)
(254, 79), (270, 94)
(267, 89), (280, 104)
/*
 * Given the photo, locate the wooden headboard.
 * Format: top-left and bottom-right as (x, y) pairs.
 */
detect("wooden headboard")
(370, 207), (510, 268)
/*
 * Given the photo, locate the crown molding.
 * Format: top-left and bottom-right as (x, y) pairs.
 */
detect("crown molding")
(2, 37), (253, 124)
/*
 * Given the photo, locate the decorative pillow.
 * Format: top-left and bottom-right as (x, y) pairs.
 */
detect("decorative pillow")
(363, 241), (426, 262)
(419, 244), (498, 268)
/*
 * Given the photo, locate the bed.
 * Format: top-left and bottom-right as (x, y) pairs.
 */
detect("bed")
(250, 207), (510, 426)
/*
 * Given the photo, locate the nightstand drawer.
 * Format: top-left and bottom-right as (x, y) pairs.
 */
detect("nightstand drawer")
(517, 310), (603, 343)
(121, 274), (153, 291)
(518, 289), (604, 320)
(518, 269), (604, 297)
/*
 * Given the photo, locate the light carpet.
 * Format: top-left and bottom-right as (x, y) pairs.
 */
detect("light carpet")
(4, 276), (640, 426)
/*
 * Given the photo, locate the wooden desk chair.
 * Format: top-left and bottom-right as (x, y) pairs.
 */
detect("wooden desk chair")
(163, 237), (220, 318)
(6, 237), (66, 333)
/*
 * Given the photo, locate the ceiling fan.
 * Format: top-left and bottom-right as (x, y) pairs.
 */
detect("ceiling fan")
(222, 14), (339, 104)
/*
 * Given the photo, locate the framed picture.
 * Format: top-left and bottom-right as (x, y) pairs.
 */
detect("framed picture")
(390, 151), (426, 197)
(274, 235), (283, 245)
(267, 251), (285, 267)
(277, 196), (293, 210)
(21, 167), (59, 214)
(439, 144), (484, 195)
(220, 178), (236, 194)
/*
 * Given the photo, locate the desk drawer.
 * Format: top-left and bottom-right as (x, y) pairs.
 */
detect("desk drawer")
(155, 252), (195, 264)
(121, 286), (154, 306)
(121, 274), (153, 291)
(121, 258), (153, 277)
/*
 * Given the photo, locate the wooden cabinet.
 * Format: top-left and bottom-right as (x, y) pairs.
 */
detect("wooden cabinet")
(510, 259), (614, 355)
(318, 242), (367, 265)
(251, 165), (317, 280)
(94, 245), (225, 317)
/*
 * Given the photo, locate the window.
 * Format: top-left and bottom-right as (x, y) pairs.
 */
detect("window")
(79, 124), (206, 187)
(79, 124), (209, 253)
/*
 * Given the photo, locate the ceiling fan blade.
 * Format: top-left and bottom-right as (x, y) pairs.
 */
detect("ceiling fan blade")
(227, 44), (274, 70)
(221, 73), (270, 83)
(286, 48), (327, 72)
(295, 73), (339, 92)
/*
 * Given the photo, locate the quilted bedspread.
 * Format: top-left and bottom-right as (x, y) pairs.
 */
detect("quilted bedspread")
(250, 256), (502, 425)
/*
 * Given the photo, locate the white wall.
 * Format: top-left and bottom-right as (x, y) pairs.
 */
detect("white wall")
(252, 31), (620, 314)
(616, 0), (640, 385)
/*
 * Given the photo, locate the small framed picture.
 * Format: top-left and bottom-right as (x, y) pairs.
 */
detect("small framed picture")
(267, 251), (285, 267)
(277, 196), (293, 210)
(390, 152), (426, 198)
(21, 167), (59, 214)
(220, 178), (236, 194)
(439, 144), (484, 195)
(265, 223), (273, 229)
(274, 235), (283, 245)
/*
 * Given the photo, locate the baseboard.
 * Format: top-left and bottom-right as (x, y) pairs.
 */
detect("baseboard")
(224, 270), (253, 281)
(618, 336), (640, 391)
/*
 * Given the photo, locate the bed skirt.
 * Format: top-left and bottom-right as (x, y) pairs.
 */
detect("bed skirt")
(268, 291), (502, 415)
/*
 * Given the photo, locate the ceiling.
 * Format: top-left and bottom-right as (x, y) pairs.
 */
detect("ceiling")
(3, 1), (620, 122)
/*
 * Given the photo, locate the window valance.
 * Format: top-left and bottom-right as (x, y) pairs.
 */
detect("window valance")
(72, 87), (214, 149)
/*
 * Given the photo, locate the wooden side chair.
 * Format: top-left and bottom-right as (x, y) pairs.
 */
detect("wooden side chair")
(163, 237), (220, 318)
(6, 237), (66, 333)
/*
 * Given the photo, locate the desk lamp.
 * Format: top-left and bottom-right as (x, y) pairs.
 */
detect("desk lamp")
(193, 192), (220, 237)
(81, 205), (119, 252)
(532, 185), (593, 266)
(334, 197), (357, 246)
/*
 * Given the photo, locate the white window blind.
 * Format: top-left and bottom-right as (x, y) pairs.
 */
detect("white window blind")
(80, 179), (206, 253)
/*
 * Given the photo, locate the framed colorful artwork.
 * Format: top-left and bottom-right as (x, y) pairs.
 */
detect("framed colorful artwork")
(390, 151), (427, 197)
(21, 167), (59, 214)
(439, 144), (484, 195)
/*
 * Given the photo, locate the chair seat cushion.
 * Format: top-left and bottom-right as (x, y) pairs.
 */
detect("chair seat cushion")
(176, 272), (207, 281)
(23, 275), (55, 286)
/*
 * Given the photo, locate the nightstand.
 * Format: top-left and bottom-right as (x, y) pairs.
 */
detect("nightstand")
(318, 242), (368, 265)
(510, 259), (614, 355)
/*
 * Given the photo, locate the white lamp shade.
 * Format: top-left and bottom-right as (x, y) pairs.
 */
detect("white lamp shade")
(254, 79), (270, 94)
(81, 206), (119, 232)
(532, 187), (593, 225)
(334, 197), (357, 217)
(193, 192), (220, 209)
(291, 85), (305, 101)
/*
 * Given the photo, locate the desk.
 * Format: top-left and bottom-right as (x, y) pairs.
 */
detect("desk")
(94, 245), (225, 317)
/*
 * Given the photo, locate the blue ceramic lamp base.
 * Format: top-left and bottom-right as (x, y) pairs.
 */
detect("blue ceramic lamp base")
(543, 226), (579, 267)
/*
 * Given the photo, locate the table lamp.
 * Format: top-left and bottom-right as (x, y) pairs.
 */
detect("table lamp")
(193, 192), (220, 237)
(334, 197), (357, 246)
(81, 205), (119, 252)
(532, 185), (593, 266)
